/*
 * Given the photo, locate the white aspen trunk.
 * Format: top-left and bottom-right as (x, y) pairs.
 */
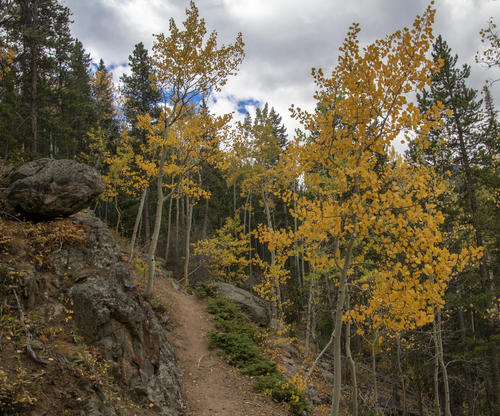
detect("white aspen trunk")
(145, 137), (168, 298)
(433, 317), (441, 414)
(305, 322), (335, 383)
(114, 196), (121, 233)
(175, 197), (180, 258)
(261, 186), (282, 320)
(233, 182), (236, 215)
(183, 196), (194, 287)
(305, 278), (315, 358)
(248, 192), (253, 279)
(371, 333), (379, 410)
(346, 293), (358, 416)
(164, 193), (173, 263)
(330, 234), (355, 416)
(436, 310), (452, 416)
(129, 187), (148, 262)
(396, 336), (407, 416)
(202, 196), (209, 240)
(293, 192), (301, 289)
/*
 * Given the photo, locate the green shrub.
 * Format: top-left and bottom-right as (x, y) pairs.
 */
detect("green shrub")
(254, 374), (309, 414)
(206, 297), (308, 414)
(191, 282), (218, 298)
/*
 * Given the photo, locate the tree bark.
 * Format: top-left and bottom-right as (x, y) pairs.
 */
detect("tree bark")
(434, 310), (451, 416)
(165, 193), (173, 263)
(175, 196), (180, 258)
(144, 184), (151, 243)
(145, 139), (168, 298)
(330, 233), (355, 416)
(30, 0), (39, 153)
(129, 187), (147, 262)
(346, 293), (358, 416)
(433, 319), (441, 415)
(396, 336), (407, 416)
(305, 279), (315, 358)
(202, 194), (209, 240)
(371, 332), (379, 410)
(114, 196), (121, 233)
(261, 186), (281, 320)
(183, 196), (194, 287)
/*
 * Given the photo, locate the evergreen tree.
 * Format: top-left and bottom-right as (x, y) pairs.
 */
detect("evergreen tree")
(59, 39), (95, 157)
(92, 59), (118, 138)
(0, 0), (80, 158)
(120, 42), (160, 136)
(407, 35), (500, 415)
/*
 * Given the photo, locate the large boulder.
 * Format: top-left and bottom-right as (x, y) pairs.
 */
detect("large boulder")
(71, 265), (186, 416)
(5, 158), (104, 218)
(213, 281), (269, 325)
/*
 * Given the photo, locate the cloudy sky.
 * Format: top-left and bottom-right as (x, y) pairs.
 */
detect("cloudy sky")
(63, 0), (500, 142)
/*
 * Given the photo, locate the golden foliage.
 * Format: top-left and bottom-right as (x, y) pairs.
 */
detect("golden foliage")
(193, 216), (251, 283)
(267, 2), (481, 334)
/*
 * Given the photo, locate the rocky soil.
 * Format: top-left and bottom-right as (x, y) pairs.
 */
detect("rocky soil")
(0, 213), (185, 416)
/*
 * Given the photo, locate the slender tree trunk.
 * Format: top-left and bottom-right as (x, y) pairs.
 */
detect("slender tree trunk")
(165, 193), (173, 263)
(305, 321), (335, 383)
(261, 186), (282, 320)
(202, 195), (209, 240)
(144, 185), (151, 243)
(330, 234), (355, 416)
(438, 311), (451, 416)
(396, 336), (407, 416)
(248, 192), (252, 279)
(30, 0), (39, 154)
(114, 196), (121, 233)
(146, 138), (168, 298)
(457, 288), (474, 413)
(346, 293), (358, 416)
(175, 196), (180, 258)
(371, 333), (379, 410)
(243, 193), (249, 233)
(416, 359), (424, 416)
(233, 181), (236, 215)
(293, 186), (302, 290)
(433, 319), (441, 414)
(183, 196), (194, 287)
(181, 196), (185, 235)
(129, 187), (147, 262)
(305, 279), (315, 358)
(434, 310), (451, 416)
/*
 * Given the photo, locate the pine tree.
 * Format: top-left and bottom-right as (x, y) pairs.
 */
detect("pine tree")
(120, 42), (160, 136)
(408, 35), (500, 415)
(0, 0), (77, 158)
(92, 59), (118, 139)
(60, 39), (95, 156)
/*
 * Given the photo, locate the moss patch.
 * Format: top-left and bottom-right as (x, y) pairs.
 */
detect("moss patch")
(206, 297), (308, 414)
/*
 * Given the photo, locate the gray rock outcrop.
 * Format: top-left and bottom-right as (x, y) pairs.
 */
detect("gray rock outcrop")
(5, 158), (104, 218)
(71, 265), (185, 416)
(213, 281), (269, 325)
(58, 215), (185, 416)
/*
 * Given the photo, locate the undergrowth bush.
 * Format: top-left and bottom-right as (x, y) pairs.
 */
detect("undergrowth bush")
(207, 297), (308, 414)
(190, 282), (218, 298)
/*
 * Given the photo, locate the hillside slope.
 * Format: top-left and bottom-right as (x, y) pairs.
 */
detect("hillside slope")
(0, 213), (185, 416)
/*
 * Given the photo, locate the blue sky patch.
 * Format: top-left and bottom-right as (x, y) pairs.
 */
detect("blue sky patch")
(237, 99), (260, 114)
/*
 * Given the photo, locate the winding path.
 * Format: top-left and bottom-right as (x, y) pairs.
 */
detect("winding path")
(157, 278), (289, 416)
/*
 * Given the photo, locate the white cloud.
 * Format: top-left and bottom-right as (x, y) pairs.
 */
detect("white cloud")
(64, 0), (500, 144)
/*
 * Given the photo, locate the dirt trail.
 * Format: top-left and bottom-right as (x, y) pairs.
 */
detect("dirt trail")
(155, 279), (288, 416)
(157, 278), (288, 416)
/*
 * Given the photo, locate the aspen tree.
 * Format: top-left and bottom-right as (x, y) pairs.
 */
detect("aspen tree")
(138, 1), (243, 297)
(282, 4), (479, 415)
